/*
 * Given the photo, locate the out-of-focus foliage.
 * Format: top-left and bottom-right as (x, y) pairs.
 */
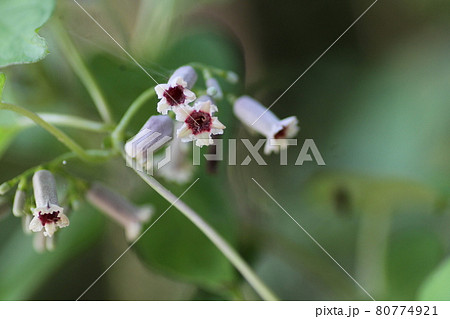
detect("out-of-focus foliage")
(0, 205), (105, 300)
(0, 0), (449, 301)
(0, 0), (55, 67)
(419, 256), (450, 301)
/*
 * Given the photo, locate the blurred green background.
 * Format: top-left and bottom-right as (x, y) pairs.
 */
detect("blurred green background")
(0, 0), (449, 300)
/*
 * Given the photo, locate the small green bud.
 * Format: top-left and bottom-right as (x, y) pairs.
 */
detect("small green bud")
(0, 182), (11, 195)
(226, 71), (239, 84)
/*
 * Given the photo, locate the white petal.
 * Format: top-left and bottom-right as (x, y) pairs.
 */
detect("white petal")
(184, 89), (196, 103)
(195, 132), (213, 147)
(198, 100), (211, 113)
(211, 117), (225, 130)
(264, 139), (279, 155)
(44, 222), (57, 237)
(155, 84), (169, 98)
(135, 205), (153, 223)
(57, 213), (70, 228)
(177, 124), (191, 138)
(29, 216), (43, 232)
(125, 222), (142, 241)
(174, 106), (191, 122)
(170, 76), (188, 87)
(279, 116), (300, 138)
(157, 99), (171, 115)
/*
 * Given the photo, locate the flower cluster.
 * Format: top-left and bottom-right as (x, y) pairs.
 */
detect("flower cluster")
(154, 66), (225, 147)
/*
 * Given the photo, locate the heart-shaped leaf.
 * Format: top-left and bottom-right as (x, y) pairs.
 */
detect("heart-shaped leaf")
(0, 0), (55, 67)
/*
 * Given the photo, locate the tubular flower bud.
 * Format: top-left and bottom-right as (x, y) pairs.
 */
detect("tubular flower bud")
(125, 115), (174, 163)
(0, 182), (11, 195)
(29, 170), (69, 237)
(176, 99), (225, 147)
(155, 66), (197, 115)
(13, 189), (26, 217)
(86, 183), (153, 241)
(206, 78), (223, 100)
(156, 122), (194, 184)
(233, 96), (299, 155)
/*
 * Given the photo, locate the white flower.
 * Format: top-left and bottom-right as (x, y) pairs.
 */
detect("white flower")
(233, 96), (299, 154)
(176, 100), (225, 147)
(29, 204), (69, 237)
(155, 66), (197, 115)
(29, 170), (69, 237)
(155, 122), (195, 184)
(86, 183), (153, 241)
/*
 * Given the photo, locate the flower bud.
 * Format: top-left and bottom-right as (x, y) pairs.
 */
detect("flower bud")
(29, 170), (69, 237)
(233, 96), (299, 154)
(226, 71), (239, 84)
(206, 78), (223, 100)
(13, 189), (26, 217)
(0, 182), (11, 195)
(169, 66), (198, 89)
(86, 183), (153, 241)
(125, 115), (174, 162)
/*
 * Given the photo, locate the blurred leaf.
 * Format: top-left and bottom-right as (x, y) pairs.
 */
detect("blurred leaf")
(0, 73), (23, 158)
(0, 73), (5, 98)
(418, 255), (450, 300)
(321, 36), (450, 192)
(0, 0), (55, 67)
(387, 229), (443, 300)
(0, 204), (104, 300)
(306, 171), (441, 218)
(134, 172), (237, 290)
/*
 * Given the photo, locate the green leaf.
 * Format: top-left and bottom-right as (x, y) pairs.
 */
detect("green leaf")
(418, 256), (450, 301)
(0, 204), (104, 300)
(0, 0), (55, 67)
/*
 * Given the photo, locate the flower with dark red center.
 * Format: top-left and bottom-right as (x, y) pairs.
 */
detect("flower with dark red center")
(29, 170), (69, 237)
(155, 66), (198, 115)
(233, 96), (299, 155)
(176, 100), (225, 147)
(184, 110), (212, 135)
(38, 211), (61, 225)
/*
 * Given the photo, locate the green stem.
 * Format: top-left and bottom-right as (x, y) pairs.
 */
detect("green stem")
(1, 103), (96, 162)
(112, 87), (156, 148)
(51, 21), (114, 124)
(355, 202), (391, 299)
(0, 149), (114, 191)
(131, 164), (278, 301)
(17, 113), (112, 133)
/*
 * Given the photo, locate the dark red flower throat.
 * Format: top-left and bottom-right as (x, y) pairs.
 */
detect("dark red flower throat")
(38, 211), (60, 226)
(185, 110), (212, 135)
(163, 85), (186, 106)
